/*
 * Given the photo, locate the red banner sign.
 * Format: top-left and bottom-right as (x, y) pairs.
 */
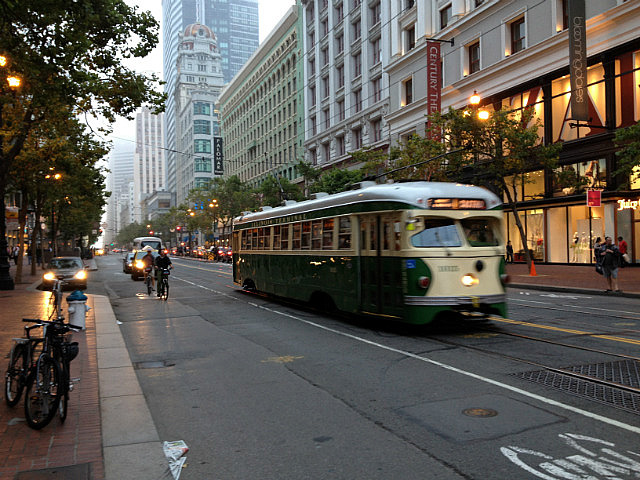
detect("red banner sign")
(426, 41), (441, 136)
(587, 189), (601, 207)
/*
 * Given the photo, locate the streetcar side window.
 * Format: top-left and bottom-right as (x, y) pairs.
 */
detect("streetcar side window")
(461, 219), (499, 246)
(338, 217), (351, 249)
(411, 219), (461, 247)
(251, 228), (258, 249)
(322, 218), (334, 249)
(281, 224), (290, 250)
(292, 223), (302, 249)
(273, 226), (281, 250)
(312, 220), (322, 249)
(302, 221), (311, 249)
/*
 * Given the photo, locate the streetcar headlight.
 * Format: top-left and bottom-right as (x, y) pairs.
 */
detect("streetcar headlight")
(461, 274), (479, 287)
(43, 272), (56, 281)
(135, 260), (145, 269)
(74, 270), (87, 280)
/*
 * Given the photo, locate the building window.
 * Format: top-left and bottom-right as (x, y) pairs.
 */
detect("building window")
(195, 157), (212, 172)
(337, 136), (346, 156)
(308, 31), (315, 48)
(405, 0), (415, 10)
(371, 77), (382, 102)
(468, 41), (480, 74)
(194, 102), (211, 115)
(194, 139), (211, 153)
(309, 58), (316, 76)
(371, 118), (382, 142)
(321, 47), (329, 66)
(404, 25), (415, 53)
(311, 115), (317, 136)
(322, 76), (330, 98)
(440, 5), (452, 29)
(353, 88), (362, 113)
(335, 3), (343, 21)
(370, 2), (381, 25)
(337, 99), (345, 121)
(323, 143), (331, 163)
(511, 17), (526, 54)
(352, 19), (361, 40)
(336, 34), (344, 53)
(321, 18), (329, 37)
(352, 127), (362, 149)
(352, 51), (362, 78)
(198, 64), (207, 72)
(323, 107), (330, 129)
(336, 64), (345, 88)
(475, 0), (484, 6)
(402, 77), (413, 106)
(371, 37), (381, 65)
(194, 120), (211, 135)
(310, 85), (316, 106)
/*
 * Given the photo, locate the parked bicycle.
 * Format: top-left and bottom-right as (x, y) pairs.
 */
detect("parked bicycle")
(157, 268), (170, 300)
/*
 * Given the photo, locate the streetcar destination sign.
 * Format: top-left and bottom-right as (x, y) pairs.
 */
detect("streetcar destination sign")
(428, 198), (486, 210)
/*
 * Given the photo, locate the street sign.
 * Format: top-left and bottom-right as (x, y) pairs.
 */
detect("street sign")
(213, 137), (223, 175)
(586, 189), (601, 207)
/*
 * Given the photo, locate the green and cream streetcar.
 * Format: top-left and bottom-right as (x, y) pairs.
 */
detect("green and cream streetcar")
(232, 181), (508, 325)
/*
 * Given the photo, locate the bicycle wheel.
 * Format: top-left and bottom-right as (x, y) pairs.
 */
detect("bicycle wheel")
(24, 355), (61, 430)
(146, 276), (152, 296)
(5, 343), (26, 407)
(162, 278), (169, 300)
(57, 362), (69, 423)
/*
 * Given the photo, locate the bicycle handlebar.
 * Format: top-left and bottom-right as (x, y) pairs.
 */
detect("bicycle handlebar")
(23, 318), (83, 331)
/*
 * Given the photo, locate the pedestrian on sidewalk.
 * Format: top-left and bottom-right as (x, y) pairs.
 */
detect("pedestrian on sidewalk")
(26, 244), (32, 265)
(12, 245), (19, 265)
(593, 237), (602, 263)
(599, 236), (621, 293)
(618, 236), (628, 267)
(506, 240), (514, 263)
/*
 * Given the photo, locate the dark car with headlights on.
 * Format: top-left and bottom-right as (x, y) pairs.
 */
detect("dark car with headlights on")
(42, 256), (88, 290)
(131, 250), (158, 280)
(122, 252), (135, 273)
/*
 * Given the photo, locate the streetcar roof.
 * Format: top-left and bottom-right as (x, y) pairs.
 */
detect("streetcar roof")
(234, 181), (501, 225)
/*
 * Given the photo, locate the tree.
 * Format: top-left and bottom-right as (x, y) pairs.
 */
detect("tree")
(257, 176), (303, 207)
(308, 168), (364, 194)
(613, 120), (640, 190)
(428, 106), (561, 268)
(0, 0), (164, 288)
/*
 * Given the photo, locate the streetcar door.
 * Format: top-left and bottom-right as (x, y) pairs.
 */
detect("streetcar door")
(359, 214), (404, 316)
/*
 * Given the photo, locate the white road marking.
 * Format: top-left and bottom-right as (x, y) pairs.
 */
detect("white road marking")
(174, 276), (640, 435)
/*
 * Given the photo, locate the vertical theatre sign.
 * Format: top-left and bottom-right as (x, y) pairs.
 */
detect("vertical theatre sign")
(213, 137), (224, 175)
(426, 41), (441, 136)
(568, 0), (588, 121)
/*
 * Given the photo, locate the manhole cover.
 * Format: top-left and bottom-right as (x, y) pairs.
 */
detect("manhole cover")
(462, 408), (498, 418)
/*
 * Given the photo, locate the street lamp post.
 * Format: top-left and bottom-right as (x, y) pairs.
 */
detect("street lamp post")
(0, 54), (22, 289)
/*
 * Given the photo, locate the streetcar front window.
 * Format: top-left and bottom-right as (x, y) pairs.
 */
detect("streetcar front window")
(461, 219), (499, 246)
(411, 219), (461, 248)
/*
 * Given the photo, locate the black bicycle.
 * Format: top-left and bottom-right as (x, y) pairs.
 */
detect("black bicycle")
(144, 268), (153, 295)
(20, 318), (81, 429)
(4, 323), (43, 407)
(157, 268), (170, 300)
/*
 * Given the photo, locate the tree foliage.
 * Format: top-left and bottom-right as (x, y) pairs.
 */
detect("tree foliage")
(614, 120), (640, 190)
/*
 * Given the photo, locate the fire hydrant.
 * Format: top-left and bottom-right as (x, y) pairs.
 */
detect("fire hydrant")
(66, 290), (90, 330)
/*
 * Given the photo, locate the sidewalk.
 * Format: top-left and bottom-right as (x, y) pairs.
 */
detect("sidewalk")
(0, 258), (167, 479)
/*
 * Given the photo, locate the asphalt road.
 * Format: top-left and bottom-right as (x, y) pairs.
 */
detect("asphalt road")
(92, 255), (640, 480)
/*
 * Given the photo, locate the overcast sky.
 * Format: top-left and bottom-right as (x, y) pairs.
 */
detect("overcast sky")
(108, 0), (295, 145)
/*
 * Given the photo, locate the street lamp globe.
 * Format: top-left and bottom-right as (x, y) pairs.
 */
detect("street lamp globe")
(469, 90), (481, 106)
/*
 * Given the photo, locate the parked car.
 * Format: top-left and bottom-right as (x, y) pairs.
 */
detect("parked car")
(122, 252), (135, 273)
(42, 256), (88, 290)
(130, 250), (158, 280)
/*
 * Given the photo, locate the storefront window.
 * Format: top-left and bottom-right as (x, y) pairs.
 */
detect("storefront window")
(552, 159), (606, 196)
(506, 209), (544, 261)
(523, 170), (545, 200)
(616, 207), (633, 263)
(568, 205), (603, 263)
(551, 63), (606, 142)
(501, 86), (545, 142)
(547, 207), (567, 263)
(615, 50), (640, 127)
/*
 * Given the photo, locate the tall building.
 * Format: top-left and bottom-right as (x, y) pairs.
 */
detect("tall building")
(105, 141), (135, 243)
(163, 0), (259, 195)
(133, 107), (166, 222)
(219, 6), (303, 188)
(301, 0), (390, 169)
(174, 23), (226, 205)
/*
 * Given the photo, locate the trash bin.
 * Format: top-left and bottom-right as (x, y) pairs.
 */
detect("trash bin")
(66, 290), (90, 330)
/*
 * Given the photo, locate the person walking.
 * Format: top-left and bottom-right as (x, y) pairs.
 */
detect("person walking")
(506, 240), (514, 263)
(593, 237), (602, 263)
(617, 236), (628, 267)
(599, 236), (621, 293)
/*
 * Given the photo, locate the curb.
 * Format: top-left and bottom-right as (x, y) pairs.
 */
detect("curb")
(507, 283), (640, 298)
(91, 295), (170, 479)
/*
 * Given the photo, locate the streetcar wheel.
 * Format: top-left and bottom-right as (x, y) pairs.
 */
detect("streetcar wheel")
(5, 344), (26, 407)
(242, 279), (256, 292)
(24, 356), (61, 430)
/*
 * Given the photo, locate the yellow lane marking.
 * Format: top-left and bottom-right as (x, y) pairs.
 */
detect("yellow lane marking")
(492, 317), (640, 346)
(261, 355), (304, 364)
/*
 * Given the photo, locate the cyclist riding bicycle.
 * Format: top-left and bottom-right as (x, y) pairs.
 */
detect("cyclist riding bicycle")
(141, 247), (156, 290)
(154, 249), (173, 297)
